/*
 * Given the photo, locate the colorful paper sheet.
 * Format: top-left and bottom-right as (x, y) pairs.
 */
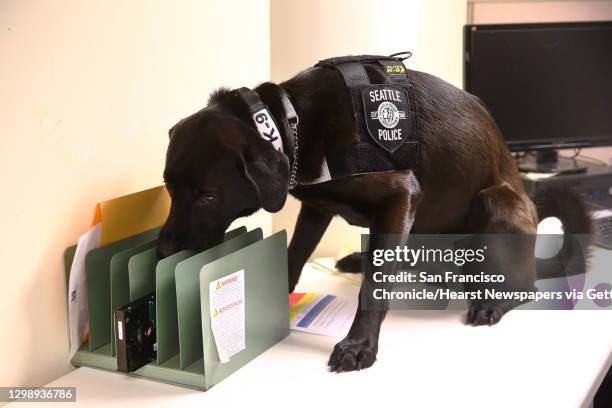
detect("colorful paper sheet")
(289, 292), (357, 338)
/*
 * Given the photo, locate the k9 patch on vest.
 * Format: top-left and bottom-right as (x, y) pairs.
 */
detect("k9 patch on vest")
(361, 85), (410, 153)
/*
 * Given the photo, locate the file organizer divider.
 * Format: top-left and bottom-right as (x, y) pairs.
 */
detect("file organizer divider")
(129, 247), (160, 301)
(65, 226), (289, 390)
(200, 230), (289, 389)
(85, 227), (161, 353)
(155, 249), (195, 365)
(175, 228), (263, 369)
(110, 240), (158, 355)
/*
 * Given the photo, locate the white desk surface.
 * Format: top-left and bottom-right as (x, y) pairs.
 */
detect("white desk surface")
(16, 261), (612, 408)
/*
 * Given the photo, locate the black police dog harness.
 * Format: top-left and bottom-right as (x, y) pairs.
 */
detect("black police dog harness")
(238, 52), (419, 188)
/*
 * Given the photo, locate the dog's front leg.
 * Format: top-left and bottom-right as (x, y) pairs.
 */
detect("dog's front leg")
(328, 192), (418, 372)
(288, 203), (332, 292)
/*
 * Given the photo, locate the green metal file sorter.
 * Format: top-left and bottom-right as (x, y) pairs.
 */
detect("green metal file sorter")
(64, 226), (290, 390)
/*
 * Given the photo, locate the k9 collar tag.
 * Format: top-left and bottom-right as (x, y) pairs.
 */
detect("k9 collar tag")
(253, 108), (284, 153)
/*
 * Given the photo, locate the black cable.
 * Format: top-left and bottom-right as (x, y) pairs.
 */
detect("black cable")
(559, 147), (607, 166)
(576, 154), (607, 166)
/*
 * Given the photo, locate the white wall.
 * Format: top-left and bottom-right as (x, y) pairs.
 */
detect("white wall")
(470, 0), (612, 24)
(271, 0), (420, 81)
(0, 0), (271, 390)
(270, 0), (467, 258)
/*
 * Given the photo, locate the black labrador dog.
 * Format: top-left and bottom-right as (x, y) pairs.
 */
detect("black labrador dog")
(157, 60), (591, 372)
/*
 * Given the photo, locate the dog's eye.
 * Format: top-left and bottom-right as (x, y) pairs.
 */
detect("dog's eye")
(200, 192), (216, 205)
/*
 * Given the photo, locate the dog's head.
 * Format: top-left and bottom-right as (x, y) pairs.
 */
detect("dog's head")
(157, 95), (289, 258)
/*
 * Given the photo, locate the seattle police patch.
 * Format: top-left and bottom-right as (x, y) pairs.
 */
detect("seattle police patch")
(361, 85), (410, 153)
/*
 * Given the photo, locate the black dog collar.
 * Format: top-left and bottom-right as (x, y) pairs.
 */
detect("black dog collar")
(235, 87), (284, 153)
(236, 87), (300, 189)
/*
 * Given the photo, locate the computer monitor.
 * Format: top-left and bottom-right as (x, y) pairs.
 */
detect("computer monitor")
(464, 21), (612, 173)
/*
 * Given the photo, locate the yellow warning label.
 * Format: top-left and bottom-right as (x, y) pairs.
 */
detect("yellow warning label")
(213, 308), (219, 317)
(216, 281), (221, 289)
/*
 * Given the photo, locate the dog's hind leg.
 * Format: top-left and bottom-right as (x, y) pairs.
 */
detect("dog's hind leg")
(335, 252), (362, 273)
(288, 203), (332, 292)
(328, 178), (421, 372)
(462, 182), (539, 325)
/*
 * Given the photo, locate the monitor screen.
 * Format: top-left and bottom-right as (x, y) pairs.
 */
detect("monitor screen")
(464, 21), (612, 151)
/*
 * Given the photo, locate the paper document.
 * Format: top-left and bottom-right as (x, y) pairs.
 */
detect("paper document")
(96, 185), (170, 245)
(289, 293), (357, 338)
(67, 185), (170, 359)
(521, 172), (560, 180)
(68, 223), (101, 358)
(209, 270), (246, 363)
(592, 208), (612, 220)
(311, 258), (362, 286)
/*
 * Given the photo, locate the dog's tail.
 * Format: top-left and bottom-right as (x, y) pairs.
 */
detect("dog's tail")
(534, 186), (594, 279)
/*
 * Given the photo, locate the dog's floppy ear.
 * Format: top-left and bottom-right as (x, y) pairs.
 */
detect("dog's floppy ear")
(168, 123), (177, 139)
(239, 142), (290, 213)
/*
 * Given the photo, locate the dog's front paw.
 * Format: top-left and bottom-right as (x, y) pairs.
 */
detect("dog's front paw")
(328, 337), (377, 372)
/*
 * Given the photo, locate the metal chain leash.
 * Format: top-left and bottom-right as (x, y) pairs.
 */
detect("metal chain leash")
(288, 119), (299, 189)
